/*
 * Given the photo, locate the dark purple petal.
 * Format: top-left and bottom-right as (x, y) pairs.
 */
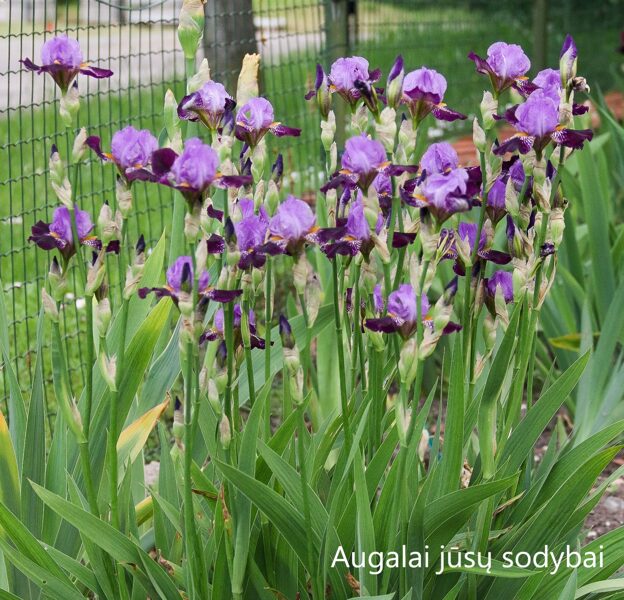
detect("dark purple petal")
(365, 316), (400, 334)
(151, 148), (178, 177)
(79, 65), (113, 79)
(442, 322), (462, 335)
(269, 123), (302, 138)
(218, 174), (253, 188)
(479, 249), (511, 265)
(206, 289), (242, 303)
(493, 134), (535, 156)
(85, 136), (108, 161)
(392, 232), (417, 248)
(206, 233), (225, 254)
(207, 204), (224, 222)
(550, 127), (593, 150)
(572, 103), (589, 116)
(431, 104), (467, 122)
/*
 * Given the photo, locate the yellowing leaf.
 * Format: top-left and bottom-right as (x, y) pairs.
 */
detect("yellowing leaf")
(117, 399), (169, 474)
(0, 410), (20, 515)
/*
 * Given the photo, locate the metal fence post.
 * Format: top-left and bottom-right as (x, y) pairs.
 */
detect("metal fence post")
(532, 0), (548, 72)
(324, 0), (350, 148)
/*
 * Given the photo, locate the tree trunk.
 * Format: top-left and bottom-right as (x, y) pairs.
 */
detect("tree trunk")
(203, 0), (257, 92)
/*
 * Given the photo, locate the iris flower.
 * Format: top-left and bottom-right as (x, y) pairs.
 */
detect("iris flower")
(138, 256), (240, 305)
(365, 283), (460, 338)
(177, 81), (236, 130)
(235, 97), (301, 147)
(87, 126), (159, 183)
(468, 41), (531, 95)
(401, 67), (466, 125)
(22, 35), (112, 92)
(494, 89), (593, 156)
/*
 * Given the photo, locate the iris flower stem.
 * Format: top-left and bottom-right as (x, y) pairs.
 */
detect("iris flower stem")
(298, 293), (319, 402)
(297, 403), (320, 600)
(404, 259), (430, 448)
(51, 315), (99, 515)
(264, 260), (272, 384)
(462, 150), (489, 378)
(350, 261), (362, 393)
(243, 298), (257, 408)
(224, 301), (236, 430)
(183, 337), (199, 600)
(332, 259), (351, 456)
(109, 222), (129, 531)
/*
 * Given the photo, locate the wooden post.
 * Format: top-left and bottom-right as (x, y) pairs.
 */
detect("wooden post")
(532, 0), (548, 72)
(203, 0), (257, 93)
(325, 0), (350, 147)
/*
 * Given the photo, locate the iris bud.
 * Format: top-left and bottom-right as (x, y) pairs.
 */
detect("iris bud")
(173, 398), (184, 441)
(72, 127), (88, 163)
(85, 252), (105, 296)
(399, 338), (419, 387)
(42, 288), (59, 322)
(376, 107), (397, 154)
(483, 314), (497, 353)
(48, 257), (67, 302)
(99, 353), (117, 392)
(265, 180), (279, 215)
(116, 176), (133, 218)
(480, 91), (498, 130)
(473, 118), (486, 153)
(178, 0), (205, 60)
(187, 58), (211, 93)
(550, 207), (565, 247)
(59, 82), (80, 128)
(49, 146), (72, 208)
(164, 89), (183, 153)
(321, 111), (336, 152)
(386, 55), (405, 110)
(236, 53), (261, 106)
(95, 297), (111, 337)
(219, 414), (231, 449)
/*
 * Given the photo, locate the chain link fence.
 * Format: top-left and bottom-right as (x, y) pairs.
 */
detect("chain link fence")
(1, 0), (622, 417)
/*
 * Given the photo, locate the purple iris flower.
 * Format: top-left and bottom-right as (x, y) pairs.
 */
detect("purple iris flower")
(513, 66), (589, 116)
(327, 56), (381, 108)
(178, 81), (236, 130)
(365, 283), (462, 338)
(442, 222), (511, 275)
(138, 255), (240, 305)
(322, 134), (416, 194)
(29, 205), (107, 262)
(420, 142), (459, 175)
(559, 34), (577, 88)
(495, 89), (593, 157)
(403, 169), (472, 224)
(235, 97), (301, 147)
(202, 304), (265, 349)
(145, 138), (252, 206)
(86, 126), (159, 183)
(373, 284), (384, 314)
(487, 176), (507, 224)
(267, 195), (317, 256)
(401, 67), (466, 125)
(468, 42), (531, 95)
(311, 198), (374, 259)
(485, 270), (514, 308)
(21, 34), (113, 92)
(304, 64), (332, 118)
(364, 284), (429, 338)
(232, 198), (270, 269)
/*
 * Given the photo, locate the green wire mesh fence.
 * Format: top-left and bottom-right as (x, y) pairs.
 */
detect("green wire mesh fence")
(1, 0), (622, 418)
